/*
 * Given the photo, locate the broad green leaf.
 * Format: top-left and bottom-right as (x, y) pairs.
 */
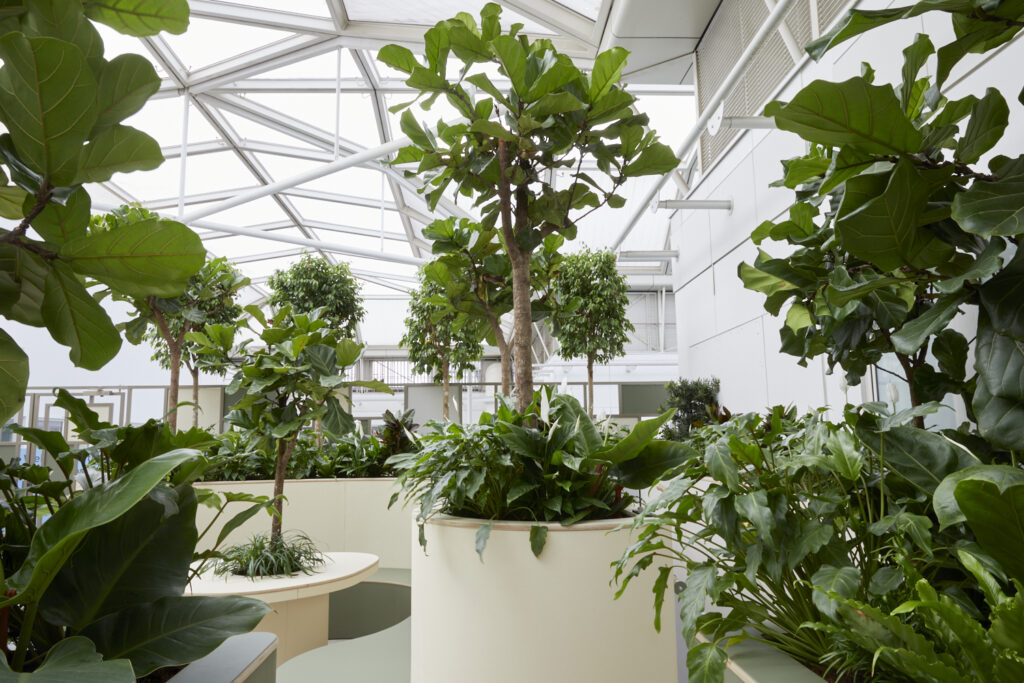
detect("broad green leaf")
(589, 47), (628, 101)
(790, 521), (834, 568)
(837, 159), (952, 271)
(93, 53), (161, 132)
(826, 273), (904, 307)
(622, 143), (679, 177)
(955, 480), (1024, 583)
(810, 564), (860, 618)
(42, 262), (122, 371)
(678, 564), (717, 640)
(735, 490), (774, 543)
(75, 124), (163, 183)
(951, 169), (1024, 237)
(891, 291), (969, 355)
(826, 429), (863, 480)
(377, 44), (419, 75)
(81, 595), (270, 676)
(529, 524), (547, 557)
(706, 440), (739, 491)
(528, 91), (584, 118)
(60, 218), (203, 298)
(955, 88), (1009, 164)
(0, 245), (47, 326)
(933, 465), (1024, 529)
(82, 0), (190, 36)
(23, 0), (104, 63)
(9, 425), (69, 458)
(868, 566), (904, 596)
(40, 487), (197, 631)
(0, 328), (28, 424)
(932, 329), (969, 381)
(767, 77), (922, 155)
(29, 187), (90, 244)
(0, 34), (98, 185)
(469, 119), (515, 141)
(857, 425), (977, 498)
(0, 186), (27, 219)
(609, 440), (695, 489)
(348, 379), (394, 394)
(686, 642), (727, 683)
(448, 24), (490, 64)
(491, 35), (527, 94)
(4, 449), (200, 606)
(900, 34), (934, 113)
(594, 410), (673, 464)
(0, 636), (134, 681)
(934, 236), (1006, 293)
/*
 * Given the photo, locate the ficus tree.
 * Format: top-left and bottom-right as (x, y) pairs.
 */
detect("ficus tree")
(141, 255), (249, 428)
(402, 276), (484, 421)
(741, 3), (1024, 442)
(379, 3), (678, 412)
(421, 216), (562, 396)
(0, 0), (198, 426)
(551, 248), (633, 417)
(267, 254), (365, 337)
(188, 306), (391, 541)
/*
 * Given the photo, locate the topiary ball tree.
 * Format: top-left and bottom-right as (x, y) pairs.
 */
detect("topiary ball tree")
(267, 254), (365, 337)
(551, 248), (633, 416)
(379, 3), (677, 412)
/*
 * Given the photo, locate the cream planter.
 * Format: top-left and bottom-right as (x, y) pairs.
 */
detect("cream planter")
(411, 515), (677, 683)
(196, 478), (410, 569)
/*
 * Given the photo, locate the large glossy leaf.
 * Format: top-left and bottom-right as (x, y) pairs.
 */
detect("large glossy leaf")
(891, 291), (970, 355)
(3, 449), (200, 606)
(686, 642), (728, 683)
(60, 218), (203, 298)
(933, 465), (1024, 529)
(955, 88), (1009, 164)
(954, 480), (1024, 583)
(0, 244), (47, 326)
(610, 440), (696, 489)
(589, 47), (628, 101)
(40, 486), (197, 631)
(0, 328), (28, 424)
(973, 254), (1024, 449)
(82, 0), (190, 36)
(810, 565), (861, 618)
(29, 187), (90, 244)
(0, 34), (98, 186)
(766, 77), (922, 155)
(22, 0), (104, 64)
(837, 159), (952, 271)
(81, 595), (269, 676)
(593, 410), (673, 464)
(0, 636), (134, 681)
(857, 425), (978, 498)
(92, 53), (161, 133)
(951, 169), (1024, 237)
(75, 124), (163, 183)
(41, 262), (121, 370)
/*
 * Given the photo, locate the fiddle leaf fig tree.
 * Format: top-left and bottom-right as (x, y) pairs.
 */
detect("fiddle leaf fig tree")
(0, 0), (195, 426)
(267, 254), (365, 337)
(552, 248), (633, 416)
(379, 3), (677, 411)
(421, 216), (563, 396)
(743, 9), (1024, 444)
(402, 276), (484, 421)
(189, 306), (392, 541)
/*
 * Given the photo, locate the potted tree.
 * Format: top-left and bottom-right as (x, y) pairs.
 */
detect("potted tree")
(402, 276), (484, 421)
(551, 247), (634, 417)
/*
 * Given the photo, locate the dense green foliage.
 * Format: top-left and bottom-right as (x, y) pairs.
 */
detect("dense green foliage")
(660, 377), (724, 441)
(389, 389), (689, 556)
(188, 306), (390, 540)
(402, 277), (483, 420)
(552, 248), (633, 414)
(267, 255), (364, 337)
(0, 392), (268, 678)
(215, 532), (325, 579)
(0, 0), (201, 427)
(380, 3), (677, 411)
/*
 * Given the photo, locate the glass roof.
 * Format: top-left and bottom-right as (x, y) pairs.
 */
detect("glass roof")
(88, 0), (696, 339)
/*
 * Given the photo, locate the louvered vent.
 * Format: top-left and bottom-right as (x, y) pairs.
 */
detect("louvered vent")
(696, 0), (854, 172)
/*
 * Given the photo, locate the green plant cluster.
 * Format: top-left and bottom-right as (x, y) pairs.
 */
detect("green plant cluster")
(267, 254), (365, 337)
(388, 389), (690, 557)
(215, 531), (325, 579)
(0, 391), (270, 680)
(660, 377), (726, 441)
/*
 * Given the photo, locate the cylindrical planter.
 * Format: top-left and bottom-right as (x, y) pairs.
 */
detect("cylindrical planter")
(411, 515), (677, 683)
(195, 478), (410, 569)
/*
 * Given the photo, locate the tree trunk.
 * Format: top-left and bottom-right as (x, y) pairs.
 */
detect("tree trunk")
(442, 357), (450, 422)
(166, 344), (181, 431)
(587, 353), (595, 419)
(271, 436), (297, 543)
(486, 314), (511, 396)
(509, 244), (533, 413)
(190, 363), (200, 428)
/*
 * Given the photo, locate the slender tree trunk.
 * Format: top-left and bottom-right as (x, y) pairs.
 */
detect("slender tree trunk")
(190, 363), (200, 428)
(442, 358), (450, 421)
(486, 313), (511, 396)
(166, 344), (181, 431)
(271, 436), (297, 543)
(509, 245), (533, 413)
(587, 353), (595, 419)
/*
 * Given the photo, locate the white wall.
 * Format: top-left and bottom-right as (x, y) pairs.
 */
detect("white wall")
(671, 0), (1024, 414)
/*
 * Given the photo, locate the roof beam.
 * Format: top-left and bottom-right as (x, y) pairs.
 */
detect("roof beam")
(185, 35), (343, 93)
(281, 187), (397, 211)
(498, 0), (596, 45)
(189, 1), (339, 35)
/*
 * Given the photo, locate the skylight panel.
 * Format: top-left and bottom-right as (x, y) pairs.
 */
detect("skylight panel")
(162, 18), (298, 72)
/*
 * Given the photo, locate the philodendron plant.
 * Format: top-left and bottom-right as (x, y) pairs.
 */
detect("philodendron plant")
(0, 392), (270, 679)
(0, 0), (203, 424)
(388, 388), (691, 557)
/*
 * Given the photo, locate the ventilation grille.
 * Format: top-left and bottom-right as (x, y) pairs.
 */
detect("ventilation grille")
(696, 0), (854, 172)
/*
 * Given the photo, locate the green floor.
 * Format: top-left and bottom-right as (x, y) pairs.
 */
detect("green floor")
(276, 619), (410, 683)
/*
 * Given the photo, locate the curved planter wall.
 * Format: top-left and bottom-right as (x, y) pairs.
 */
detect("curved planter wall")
(411, 515), (676, 683)
(169, 632), (277, 683)
(195, 478), (410, 569)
